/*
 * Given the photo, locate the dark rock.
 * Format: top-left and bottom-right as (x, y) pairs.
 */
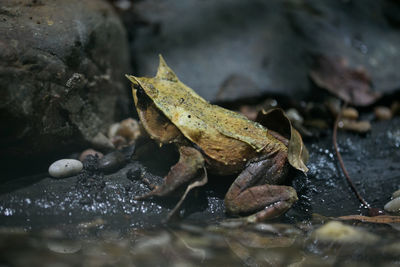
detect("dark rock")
(0, 0), (131, 177)
(98, 151), (126, 173)
(215, 74), (261, 103)
(129, 0), (400, 102)
(120, 144), (136, 161)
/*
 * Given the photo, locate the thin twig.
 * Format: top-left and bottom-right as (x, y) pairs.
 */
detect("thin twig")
(333, 102), (370, 209)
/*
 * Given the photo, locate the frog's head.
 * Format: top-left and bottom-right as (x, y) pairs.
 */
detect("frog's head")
(126, 55), (178, 100)
(125, 56), (182, 144)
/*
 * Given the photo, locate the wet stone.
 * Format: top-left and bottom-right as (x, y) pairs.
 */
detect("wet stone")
(338, 119), (371, 133)
(374, 106), (392, 121)
(392, 189), (400, 199)
(286, 108), (304, 124)
(341, 107), (359, 120)
(384, 197), (400, 214)
(48, 159), (83, 178)
(111, 135), (128, 149)
(47, 240), (82, 254)
(120, 145), (136, 161)
(116, 118), (142, 143)
(91, 133), (115, 151)
(98, 151), (126, 174)
(108, 123), (121, 140)
(313, 221), (379, 244)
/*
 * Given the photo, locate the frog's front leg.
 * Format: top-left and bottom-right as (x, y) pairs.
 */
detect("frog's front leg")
(135, 145), (207, 220)
(224, 150), (298, 223)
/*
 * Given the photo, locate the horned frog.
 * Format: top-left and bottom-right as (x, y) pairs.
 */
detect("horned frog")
(126, 55), (308, 222)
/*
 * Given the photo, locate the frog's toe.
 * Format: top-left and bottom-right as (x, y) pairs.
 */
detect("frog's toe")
(245, 196), (297, 223)
(225, 185), (298, 222)
(133, 189), (158, 200)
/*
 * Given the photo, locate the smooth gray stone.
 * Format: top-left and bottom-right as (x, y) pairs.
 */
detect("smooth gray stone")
(49, 159), (83, 178)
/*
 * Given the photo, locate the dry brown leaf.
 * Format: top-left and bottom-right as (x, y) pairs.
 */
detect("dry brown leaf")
(338, 215), (400, 224)
(310, 55), (381, 106)
(288, 128), (309, 173)
(256, 108), (309, 173)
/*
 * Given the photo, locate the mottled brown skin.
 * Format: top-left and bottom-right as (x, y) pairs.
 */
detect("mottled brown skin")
(126, 56), (300, 222)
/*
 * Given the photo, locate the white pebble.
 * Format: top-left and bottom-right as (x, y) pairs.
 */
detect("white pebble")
(314, 221), (378, 244)
(392, 189), (400, 199)
(48, 159), (83, 178)
(384, 197), (400, 213)
(47, 240), (82, 254)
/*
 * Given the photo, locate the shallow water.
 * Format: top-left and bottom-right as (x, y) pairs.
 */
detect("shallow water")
(1, 219), (400, 267)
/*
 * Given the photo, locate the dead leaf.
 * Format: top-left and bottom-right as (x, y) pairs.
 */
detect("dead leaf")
(310, 55), (381, 106)
(256, 108), (309, 173)
(288, 128), (309, 173)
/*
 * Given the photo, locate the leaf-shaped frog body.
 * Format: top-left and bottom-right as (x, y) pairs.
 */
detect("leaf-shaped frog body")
(126, 55), (308, 222)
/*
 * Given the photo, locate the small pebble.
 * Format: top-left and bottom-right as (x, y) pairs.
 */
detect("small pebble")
(48, 159), (83, 178)
(111, 135), (128, 149)
(314, 221), (378, 244)
(338, 119), (371, 133)
(91, 132), (115, 150)
(79, 149), (103, 162)
(341, 107), (359, 120)
(384, 197), (400, 214)
(286, 108), (304, 124)
(98, 151), (126, 173)
(108, 122), (120, 139)
(47, 240), (82, 254)
(374, 106), (392, 121)
(116, 118), (142, 143)
(392, 189), (400, 199)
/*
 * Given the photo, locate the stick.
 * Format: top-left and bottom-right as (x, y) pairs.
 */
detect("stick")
(333, 102), (371, 209)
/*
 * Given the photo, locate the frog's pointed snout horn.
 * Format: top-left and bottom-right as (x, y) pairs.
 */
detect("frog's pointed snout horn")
(125, 74), (136, 83)
(156, 55), (178, 82)
(158, 54), (166, 64)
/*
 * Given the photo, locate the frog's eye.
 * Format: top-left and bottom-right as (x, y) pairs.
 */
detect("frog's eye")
(133, 83), (141, 91)
(135, 85), (153, 110)
(136, 85), (147, 99)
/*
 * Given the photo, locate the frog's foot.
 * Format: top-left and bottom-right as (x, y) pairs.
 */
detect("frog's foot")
(134, 146), (207, 221)
(224, 150), (298, 223)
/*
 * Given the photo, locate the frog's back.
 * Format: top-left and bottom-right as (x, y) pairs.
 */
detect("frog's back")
(129, 62), (286, 168)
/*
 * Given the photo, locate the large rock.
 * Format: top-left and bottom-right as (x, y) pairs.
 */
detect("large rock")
(130, 0), (400, 102)
(0, 0), (131, 176)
